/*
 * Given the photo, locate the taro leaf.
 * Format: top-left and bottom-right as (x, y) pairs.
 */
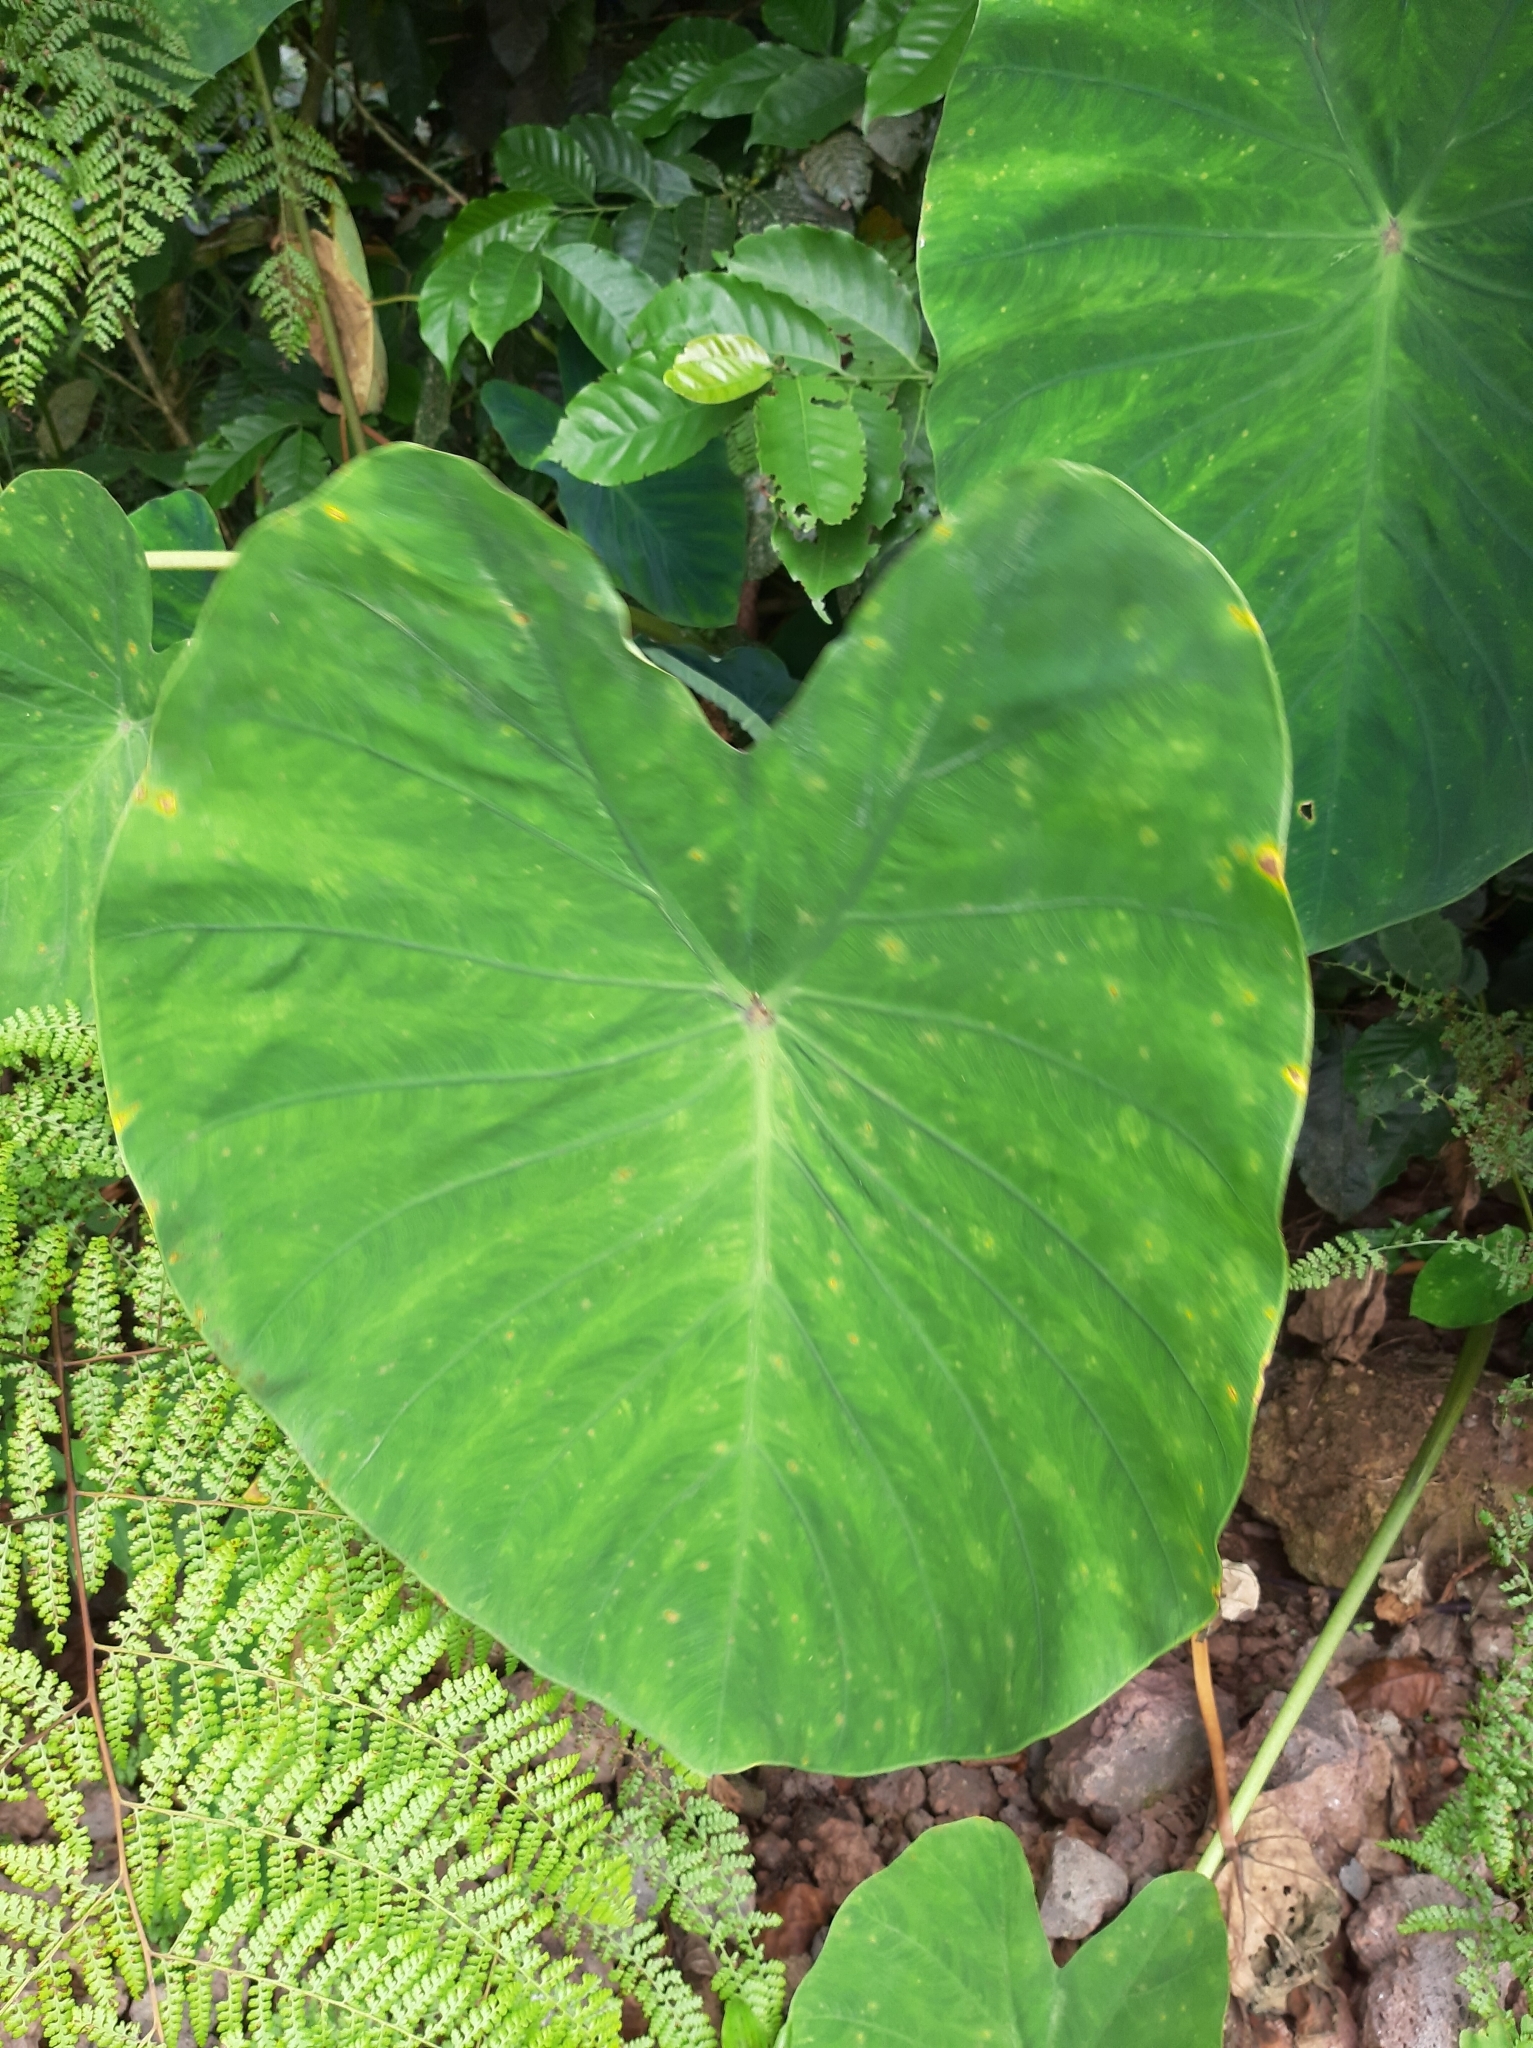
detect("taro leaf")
(1413, 1229), (1533, 1329)
(492, 126), (595, 207)
(549, 352), (742, 483)
(728, 226), (921, 373)
(664, 335), (774, 405)
(781, 1821), (1227, 2047)
(541, 245), (657, 370)
(749, 58), (867, 150)
(647, 641), (800, 725)
(95, 445), (1306, 1772)
(683, 43), (812, 119)
(864, 0), (977, 120)
(0, 471), (169, 1011)
(632, 275), (842, 375)
(762, 0), (838, 56)
(756, 376), (867, 524)
(129, 490), (221, 645)
(1293, 1025), (1448, 1221)
(155, 0), (285, 72)
(920, 0), (1533, 951)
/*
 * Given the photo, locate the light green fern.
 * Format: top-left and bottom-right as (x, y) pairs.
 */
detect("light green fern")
(0, 1006), (784, 2048)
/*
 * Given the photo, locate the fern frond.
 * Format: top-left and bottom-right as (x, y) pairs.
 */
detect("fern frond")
(0, 88), (82, 406)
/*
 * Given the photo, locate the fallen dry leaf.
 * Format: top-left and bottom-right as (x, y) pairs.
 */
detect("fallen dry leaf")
(759, 1882), (831, 1959)
(1217, 1797), (1343, 2015)
(1287, 1268), (1387, 1364)
(306, 229), (387, 416)
(1338, 1656), (1443, 1719)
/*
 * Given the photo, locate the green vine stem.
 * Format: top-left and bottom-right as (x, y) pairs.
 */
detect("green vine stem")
(1196, 1316), (1500, 1880)
(244, 51), (366, 460)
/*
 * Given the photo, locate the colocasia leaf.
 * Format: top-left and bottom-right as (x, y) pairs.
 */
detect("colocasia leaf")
(128, 489), (221, 645)
(549, 352), (742, 482)
(864, 0), (978, 119)
(664, 334), (775, 404)
(748, 58), (867, 149)
(756, 374), (867, 524)
(728, 225), (922, 372)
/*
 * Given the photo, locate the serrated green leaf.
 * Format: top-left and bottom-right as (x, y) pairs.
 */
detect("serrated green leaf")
(469, 244), (543, 353)
(549, 353), (741, 482)
(847, 386), (905, 528)
(762, 0), (837, 56)
(749, 57), (866, 149)
(756, 376), (866, 523)
(728, 225), (921, 372)
(864, 0), (976, 118)
(1, 470), (169, 1011)
(129, 490), (220, 645)
(921, 0), (1533, 950)
(441, 192), (557, 263)
(632, 274), (842, 374)
(540, 245), (658, 370)
(773, 387), (904, 599)
(664, 334), (774, 404)
(842, 0), (910, 65)
(613, 205), (685, 287)
(782, 1823), (1228, 2048)
(682, 43), (812, 119)
(565, 115), (695, 205)
(95, 447), (1306, 1771)
(1412, 1230), (1533, 1330)
(492, 125), (595, 206)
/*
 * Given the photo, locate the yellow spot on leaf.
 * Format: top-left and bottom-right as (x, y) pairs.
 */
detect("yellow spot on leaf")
(1283, 1063), (1308, 1095)
(861, 634), (889, 652)
(322, 503), (350, 523)
(1255, 841), (1285, 884)
(971, 714), (991, 731)
(663, 1610), (680, 1623)
(1227, 604), (1260, 634)
(687, 847), (706, 862)
(1139, 825), (1158, 846)
(154, 790), (177, 817)
(877, 934), (908, 963)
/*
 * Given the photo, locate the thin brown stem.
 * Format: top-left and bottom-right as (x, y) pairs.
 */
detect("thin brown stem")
(297, 0), (339, 128)
(118, 319), (190, 447)
(1191, 1629), (1241, 1902)
(292, 35), (469, 206)
(51, 1311), (164, 2044)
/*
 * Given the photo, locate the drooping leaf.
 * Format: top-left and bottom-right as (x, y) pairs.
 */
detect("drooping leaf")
(261, 430), (330, 514)
(749, 58), (867, 149)
(682, 44), (813, 119)
(762, 0), (838, 57)
(129, 490), (221, 645)
(565, 115), (695, 206)
(492, 125), (596, 206)
(549, 353), (742, 483)
(612, 24), (754, 139)
(469, 244), (544, 354)
(417, 244), (481, 371)
(664, 335), (774, 405)
(540, 245), (658, 370)
(920, 0), (1533, 950)
(155, 0), (285, 73)
(781, 1822), (1228, 2048)
(632, 274), (842, 375)
(728, 225), (921, 372)
(480, 381), (562, 468)
(756, 376), (867, 524)
(842, 0), (911, 66)
(440, 192), (555, 263)
(1412, 1229), (1533, 1330)
(864, 0), (977, 119)
(1292, 1024), (1449, 1221)
(95, 446), (1306, 1771)
(613, 205), (685, 287)
(0, 471), (169, 1011)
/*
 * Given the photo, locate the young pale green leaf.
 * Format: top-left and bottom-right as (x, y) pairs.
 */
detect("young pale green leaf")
(565, 114), (695, 205)
(682, 43), (812, 119)
(470, 244), (543, 353)
(749, 58), (867, 148)
(549, 352), (740, 482)
(1412, 1230), (1533, 1331)
(0, 471), (169, 1011)
(762, 0), (838, 56)
(842, 0), (910, 65)
(129, 490), (220, 645)
(728, 225), (921, 372)
(921, 0), (1533, 950)
(492, 125), (596, 206)
(865, 0), (977, 118)
(782, 1822), (1228, 2048)
(540, 245), (658, 369)
(632, 274), (842, 374)
(613, 205), (685, 287)
(756, 375), (867, 524)
(664, 334), (774, 404)
(95, 445), (1306, 1772)
(441, 191), (556, 262)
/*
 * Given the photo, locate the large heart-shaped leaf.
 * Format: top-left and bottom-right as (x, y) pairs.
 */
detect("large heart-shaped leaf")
(920, 0), (1533, 951)
(0, 471), (170, 1011)
(95, 444), (1306, 1772)
(782, 1821), (1227, 2047)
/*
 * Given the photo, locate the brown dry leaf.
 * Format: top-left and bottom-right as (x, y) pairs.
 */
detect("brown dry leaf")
(760, 1881), (830, 1959)
(1287, 1267), (1388, 1364)
(1339, 1656), (1444, 1718)
(1217, 1797), (1343, 2015)
(307, 229), (386, 416)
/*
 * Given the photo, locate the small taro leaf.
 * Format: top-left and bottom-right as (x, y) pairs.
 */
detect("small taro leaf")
(864, 0), (978, 119)
(1293, 1028), (1447, 1221)
(842, 0), (910, 65)
(749, 57), (867, 149)
(781, 1822), (1228, 2048)
(481, 380), (563, 468)
(632, 274), (841, 374)
(553, 441), (746, 629)
(470, 244), (543, 353)
(129, 490), (221, 646)
(647, 641), (800, 725)
(920, 1), (1533, 951)
(677, 194), (737, 272)
(94, 446), (1306, 1770)
(565, 114), (694, 204)
(417, 244), (479, 371)
(540, 245), (657, 369)
(756, 376), (867, 524)
(1412, 1229), (1533, 1329)
(440, 192), (554, 263)
(683, 43), (812, 119)
(0, 470), (168, 1011)
(261, 431), (331, 515)
(613, 205), (685, 286)
(664, 334), (774, 404)
(492, 125), (595, 206)
(549, 352), (742, 483)
(1378, 913), (1464, 993)
(762, 0), (838, 56)
(728, 225), (921, 372)
(155, 0), (285, 72)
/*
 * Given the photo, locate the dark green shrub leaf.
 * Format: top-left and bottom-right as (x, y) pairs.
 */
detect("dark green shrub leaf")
(565, 114), (695, 206)
(773, 386), (904, 600)
(1378, 913), (1464, 994)
(728, 226), (921, 372)
(749, 59), (867, 150)
(261, 429), (330, 514)
(677, 194), (738, 272)
(756, 377), (867, 524)
(0, 471), (169, 1010)
(480, 381), (562, 468)
(781, 1821), (1227, 2047)
(492, 125), (596, 206)
(1412, 1229), (1533, 1330)
(441, 192), (556, 262)
(683, 43), (813, 119)
(470, 245), (544, 354)
(633, 274), (842, 374)
(1293, 1023), (1450, 1221)
(612, 24), (754, 139)
(95, 447), (1306, 1771)
(664, 334), (775, 404)
(129, 489), (220, 645)
(921, 0), (1533, 951)
(417, 245), (480, 371)
(614, 205), (685, 286)
(843, 0), (911, 66)
(540, 245), (658, 369)
(762, 0), (838, 56)
(864, 0), (976, 119)
(184, 407), (316, 509)
(549, 352), (741, 482)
